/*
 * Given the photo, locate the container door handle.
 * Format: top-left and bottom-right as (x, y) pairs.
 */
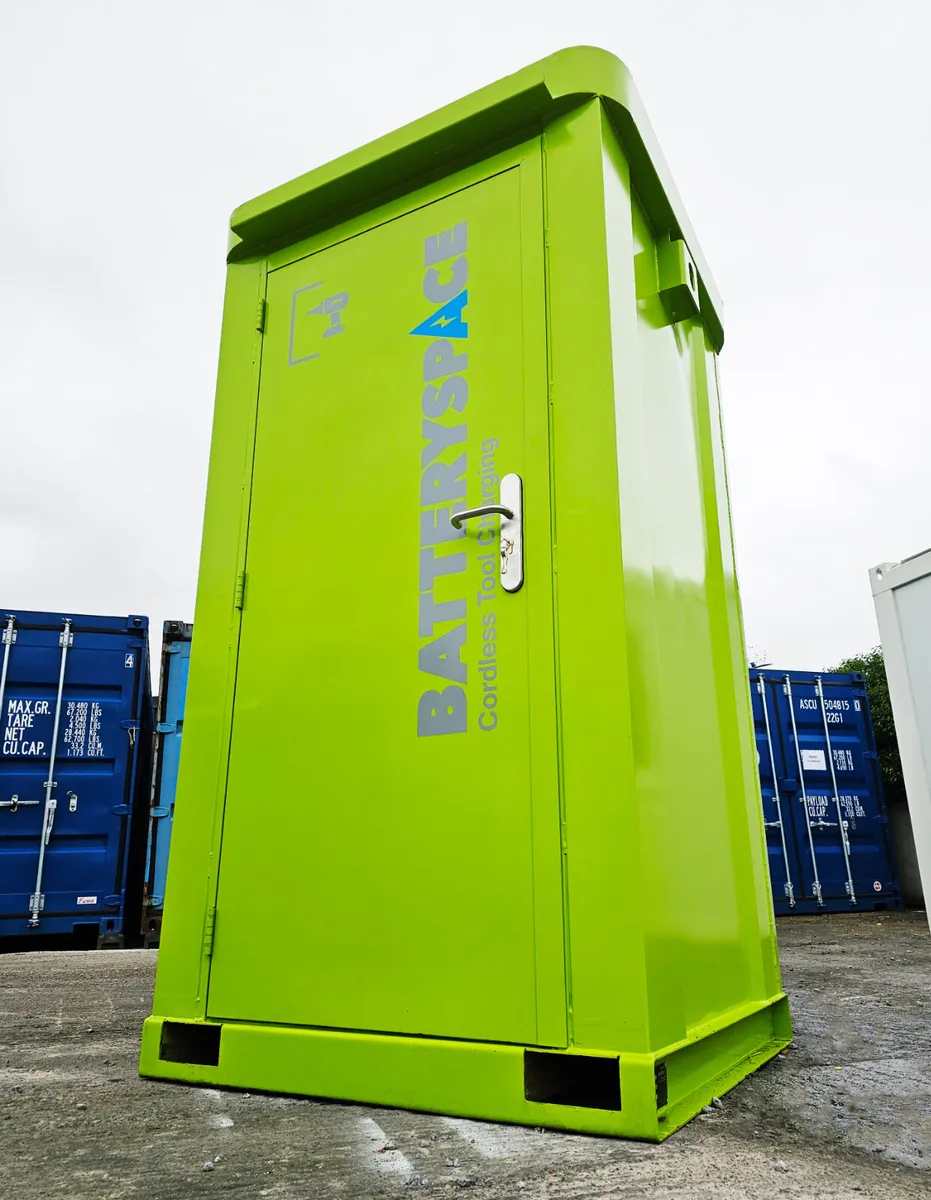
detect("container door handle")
(449, 473), (523, 593)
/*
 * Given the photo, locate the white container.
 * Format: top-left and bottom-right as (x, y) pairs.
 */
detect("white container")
(870, 549), (931, 923)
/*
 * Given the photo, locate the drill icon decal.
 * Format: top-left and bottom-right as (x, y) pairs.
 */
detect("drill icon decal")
(288, 282), (351, 365)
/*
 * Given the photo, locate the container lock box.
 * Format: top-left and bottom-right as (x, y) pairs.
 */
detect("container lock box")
(141, 46), (791, 1139)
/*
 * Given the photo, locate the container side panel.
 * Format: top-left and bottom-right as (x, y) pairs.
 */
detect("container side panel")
(151, 262), (266, 1017)
(893, 580), (931, 905)
(602, 111), (782, 1045)
(600, 119), (668, 1049)
(145, 631), (193, 936)
(873, 567), (931, 920)
(697, 337), (781, 999)
(634, 201), (730, 1037)
(205, 158), (565, 1046)
(545, 100), (651, 1052)
(627, 198), (760, 1033)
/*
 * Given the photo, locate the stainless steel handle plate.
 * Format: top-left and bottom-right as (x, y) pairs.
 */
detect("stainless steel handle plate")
(448, 473), (523, 594)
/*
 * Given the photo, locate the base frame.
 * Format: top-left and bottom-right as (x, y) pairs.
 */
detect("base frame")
(140, 994), (791, 1141)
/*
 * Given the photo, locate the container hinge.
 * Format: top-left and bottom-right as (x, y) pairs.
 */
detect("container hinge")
(151, 806), (170, 819)
(112, 804), (130, 816)
(234, 571), (246, 610)
(203, 906), (217, 957)
(255, 299), (266, 333)
(104, 895), (122, 908)
(157, 721), (177, 735)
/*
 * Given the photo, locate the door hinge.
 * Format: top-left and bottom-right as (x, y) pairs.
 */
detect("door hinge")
(255, 299), (266, 333)
(234, 571), (246, 610)
(203, 906), (217, 957)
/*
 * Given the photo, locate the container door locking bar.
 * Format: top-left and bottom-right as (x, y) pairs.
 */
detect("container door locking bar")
(450, 473), (523, 593)
(0, 615), (17, 726)
(757, 676), (795, 907)
(816, 676), (857, 904)
(0, 795), (40, 812)
(0, 620), (39, 818)
(785, 675), (824, 907)
(28, 618), (73, 928)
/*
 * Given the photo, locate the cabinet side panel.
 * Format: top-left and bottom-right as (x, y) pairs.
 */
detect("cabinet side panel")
(152, 261), (265, 1018)
(884, 576), (931, 913)
(602, 113), (784, 1041)
(601, 117), (684, 1051)
(704, 350), (782, 995)
(697, 340), (781, 1002)
(544, 100), (651, 1052)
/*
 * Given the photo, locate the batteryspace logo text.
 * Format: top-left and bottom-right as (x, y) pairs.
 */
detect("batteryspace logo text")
(412, 222), (470, 737)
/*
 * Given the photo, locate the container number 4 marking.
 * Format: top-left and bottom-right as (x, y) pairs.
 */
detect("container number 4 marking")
(125, 654), (134, 668)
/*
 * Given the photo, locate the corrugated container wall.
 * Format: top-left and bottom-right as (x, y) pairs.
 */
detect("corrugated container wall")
(871, 551), (931, 926)
(0, 610), (153, 946)
(142, 620), (193, 946)
(750, 669), (901, 915)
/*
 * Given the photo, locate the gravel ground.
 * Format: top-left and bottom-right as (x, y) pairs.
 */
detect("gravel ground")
(1, 912), (930, 1199)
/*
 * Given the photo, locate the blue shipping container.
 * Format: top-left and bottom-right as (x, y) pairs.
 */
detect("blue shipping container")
(0, 609), (153, 945)
(750, 669), (901, 915)
(142, 620), (192, 945)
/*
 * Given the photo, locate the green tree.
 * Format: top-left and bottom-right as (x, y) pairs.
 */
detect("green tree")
(828, 646), (904, 799)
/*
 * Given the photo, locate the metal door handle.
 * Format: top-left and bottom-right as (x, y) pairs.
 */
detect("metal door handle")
(449, 473), (523, 593)
(450, 504), (513, 527)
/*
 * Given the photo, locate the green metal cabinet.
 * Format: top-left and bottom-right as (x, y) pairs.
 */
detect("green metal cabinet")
(140, 46), (790, 1139)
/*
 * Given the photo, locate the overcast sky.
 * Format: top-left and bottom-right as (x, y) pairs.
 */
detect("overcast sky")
(2, 1), (928, 669)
